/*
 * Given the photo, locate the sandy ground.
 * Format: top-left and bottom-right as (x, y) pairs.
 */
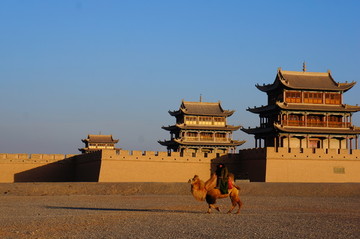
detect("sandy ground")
(0, 192), (359, 238)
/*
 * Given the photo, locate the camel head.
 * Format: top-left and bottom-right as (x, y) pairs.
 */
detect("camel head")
(188, 175), (200, 184)
(188, 175), (206, 201)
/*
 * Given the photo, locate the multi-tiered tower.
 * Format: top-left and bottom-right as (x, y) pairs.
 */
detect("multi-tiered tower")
(242, 67), (360, 150)
(159, 100), (245, 154)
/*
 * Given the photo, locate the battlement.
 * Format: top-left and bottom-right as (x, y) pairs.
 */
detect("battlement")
(1, 147), (360, 183)
(99, 149), (229, 163)
(0, 153), (76, 163)
(267, 147), (360, 160)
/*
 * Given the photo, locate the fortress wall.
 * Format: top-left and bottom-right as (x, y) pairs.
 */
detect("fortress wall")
(1, 147), (360, 183)
(265, 147), (360, 182)
(238, 148), (267, 182)
(73, 151), (103, 182)
(98, 159), (211, 182)
(101, 149), (219, 162)
(0, 153), (74, 182)
(96, 150), (217, 182)
(0, 153), (75, 162)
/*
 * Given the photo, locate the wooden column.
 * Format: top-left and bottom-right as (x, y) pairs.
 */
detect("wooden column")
(287, 134), (290, 148)
(326, 113), (329, 127)
(274, 136), (277, 149)
(306, 135), (309, 148)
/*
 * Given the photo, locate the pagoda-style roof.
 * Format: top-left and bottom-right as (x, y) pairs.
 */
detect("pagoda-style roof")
(256, 68), (356, 92)
(161, 124), (241, 132)
(241, 124), (360, 135)
(247, 104), (278, 114)
(175, 139), (245, 147)
(81, 134), (119, 144)
(241, 127), (274, 135)
(158, 140), (177, 147)
(274, 124), (360, 135)
(158, 139), (245, 147)
(247, 102), (360, 114)
(169, 100), (235, 117)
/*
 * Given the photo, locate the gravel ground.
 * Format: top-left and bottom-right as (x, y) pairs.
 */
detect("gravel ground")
(0, 194), (359, 239)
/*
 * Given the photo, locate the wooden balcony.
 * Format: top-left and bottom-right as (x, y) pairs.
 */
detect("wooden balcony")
(328, 122), (351, 128)
(283, 120), (351, 128)
(184, 137), (230, 142)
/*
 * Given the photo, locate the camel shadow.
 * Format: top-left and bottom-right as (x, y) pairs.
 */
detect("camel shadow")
(46, 206), (202, 214)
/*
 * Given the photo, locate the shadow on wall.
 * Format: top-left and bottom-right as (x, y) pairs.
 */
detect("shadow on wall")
(210, 153), (267, 182)
(14, 159), (76, 182)
(13, 150), (104, 182)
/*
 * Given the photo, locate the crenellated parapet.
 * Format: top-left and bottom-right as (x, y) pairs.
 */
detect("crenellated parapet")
(266, 147), (360, 160)
(100, 149), (229, 163)
(235, 147), (360, 182)
(0, 153), (76, 163)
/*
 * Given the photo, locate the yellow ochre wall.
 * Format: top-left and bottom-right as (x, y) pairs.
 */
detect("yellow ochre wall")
(1, 148), (360, 183)
(0, 153), (76, 182)
(97, 150), (218, 182)
(265, 147), (360, 182)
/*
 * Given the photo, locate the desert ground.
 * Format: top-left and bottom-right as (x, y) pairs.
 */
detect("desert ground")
(0, 183), (359, 239)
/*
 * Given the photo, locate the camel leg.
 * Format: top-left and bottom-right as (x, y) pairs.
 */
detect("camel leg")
(228, 191), (243, 214)
(227, 199), (237, 214)
(227, 205), (235, 214)
(235, 199), (243, 214)
(227, 199), (242, 214)
(207, 204), (220, 214)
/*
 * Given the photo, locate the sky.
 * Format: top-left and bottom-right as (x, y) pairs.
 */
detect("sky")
(0, 0), (359, 154)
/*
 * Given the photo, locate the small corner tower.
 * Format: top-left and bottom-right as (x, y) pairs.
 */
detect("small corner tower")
(159, 99), (245, 154)
(79, 134), (120, 153)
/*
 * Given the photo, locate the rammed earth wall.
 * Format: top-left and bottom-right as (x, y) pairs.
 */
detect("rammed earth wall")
(74, 150), (231, 183)
(1, 148), (360, 182)
(265, 147), (360, 182)
(0, 153), (76, 182)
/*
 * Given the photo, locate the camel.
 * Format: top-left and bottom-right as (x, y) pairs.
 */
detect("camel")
(188, 173), (242, 214)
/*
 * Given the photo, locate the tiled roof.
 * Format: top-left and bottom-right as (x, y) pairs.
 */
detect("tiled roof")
(162, 124), (241, 131)
(82, 134), (119, 143)
(174, 139), (245, 147)
(247, 102), (360, 113)
(276, 102), (360, 112)
(256, 69), (356, 92)
(274, 124), (360, 135)
(169, 100), (235, 116)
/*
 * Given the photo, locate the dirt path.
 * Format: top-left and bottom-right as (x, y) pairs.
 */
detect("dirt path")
(0, 194), (359, 239)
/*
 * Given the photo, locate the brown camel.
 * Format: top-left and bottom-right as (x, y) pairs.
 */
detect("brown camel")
(188, 174), (242, 214)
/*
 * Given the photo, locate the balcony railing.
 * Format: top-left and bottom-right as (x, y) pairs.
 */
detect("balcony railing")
(283, 120), (351, 128)
(307, 122), (327, 127)
(286, 120), (305, 126)
(328, 122), (351, 128)
(184, 137), (230, 142)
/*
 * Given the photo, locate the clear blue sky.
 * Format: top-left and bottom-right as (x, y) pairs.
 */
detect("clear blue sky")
(0, 0), (359, 154)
